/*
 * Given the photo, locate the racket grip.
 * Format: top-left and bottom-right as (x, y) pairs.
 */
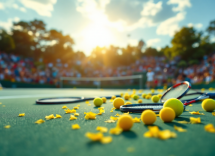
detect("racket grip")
(206, 93), (215, 98)
(184, 100), (196, 106)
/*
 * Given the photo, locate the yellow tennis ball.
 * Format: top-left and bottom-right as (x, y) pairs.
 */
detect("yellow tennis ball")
(157, 94), (162, 98)
(209, 88), (213, 91)
(93, 98), (103, 107)
(151, 95), (160, 103)
(113, 98), (125, 109)
(163, 98), (184, 117)
(102, 97), (107, 103)
(124, 94), (130, 100)
(125, 101), (132, 105)
(159, 107), (175, 122)
(138, 99), (142, 103)
(201, 88), (205, 92)
(117, 114), (133, 131)
(151, 89), (155, 93)
(202, 99), (215, 112)
(145, 95), (151, 99)
(120, 93), (124, 97)
(141, 110), (156, 125)
(133, 95), (139, 100)
(142, 93), (147, 98)
(111, 95), (116, 100)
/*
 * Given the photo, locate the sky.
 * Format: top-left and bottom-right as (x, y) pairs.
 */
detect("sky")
(0, 0), (215, 56)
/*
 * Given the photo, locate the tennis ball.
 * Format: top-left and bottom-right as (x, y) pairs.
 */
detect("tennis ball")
(138, 99), (142, 103)
(120, 93), (124, 97)
(102, 97), (107, 103)
(202, 99), (215, 112)
(145, 95), (151, 99)
(133, 95), (139, 100)
(151, 95), (160, 103)
(209, 87), (213, 91)
(111, 95), (116, 100)
(93, 98), (103, 107)
(159, 107), (175, 122)
(163, 98), (184, 117)
(142, 93), (147, 98)
(157, 94), (162, 98)
(151, 89), (155, 93)
(117, 114), (133, 131)
(141, 110), (156, 125)
(201, 88), (205, 92)
(124, 94), (130, 100)
(125, 101), (132, 105)
(113, 98), (125, 109)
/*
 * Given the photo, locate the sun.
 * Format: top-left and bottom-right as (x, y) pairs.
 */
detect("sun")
(82, 24), (113, 48)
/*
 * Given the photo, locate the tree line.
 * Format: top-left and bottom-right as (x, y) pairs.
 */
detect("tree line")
(0, 19), (215, 68)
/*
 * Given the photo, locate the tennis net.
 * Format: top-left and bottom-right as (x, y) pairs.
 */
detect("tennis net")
(60, 75), (143, 89)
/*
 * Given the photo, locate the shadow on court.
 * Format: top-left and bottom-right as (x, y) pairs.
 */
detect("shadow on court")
(121, 130), (138, 139)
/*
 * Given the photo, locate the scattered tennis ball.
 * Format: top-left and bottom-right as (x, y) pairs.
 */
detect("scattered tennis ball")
(157, 94), (162, 98)
(151, 95), (159, 103)
(145, 94), (151, 99)
(125, 101), (132, 105)
(117, 114), (133, 131)
(124, 94), (130, 100)
(209, 87), (214, 91)
(159, 107), (175, 122)
(138, 99), (142, 103)
(142, 93), (147, 98)
(133, 95), (139, 100)
(163, 98), (184, 117)
(93, 98), (103, 107)
(102, 97), (107, 103)
(202, 99), (215, 112)
(141, 110), (156, 125)
(113, 98), (125, 109)
(111, 95), (116, 100)
(151, 89), (155, 93)
(201, 88), (205, 92)
(120, 93), (124, 97)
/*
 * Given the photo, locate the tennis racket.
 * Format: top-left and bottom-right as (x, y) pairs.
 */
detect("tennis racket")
(120, 81), (215, 113)
(36, 95), (122, 104)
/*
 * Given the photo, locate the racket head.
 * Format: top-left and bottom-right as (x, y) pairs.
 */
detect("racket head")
(36, 97), (89, 104)
(160, 81), (191, 103)
(120, 103), (164, 113)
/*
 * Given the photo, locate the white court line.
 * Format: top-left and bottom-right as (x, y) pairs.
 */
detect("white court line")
(0, 94), (72, 99)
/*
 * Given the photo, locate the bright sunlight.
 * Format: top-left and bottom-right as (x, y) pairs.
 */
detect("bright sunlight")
(82, 24), (113, 49)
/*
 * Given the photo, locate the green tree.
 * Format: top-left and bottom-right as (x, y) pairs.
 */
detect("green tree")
(11, 19), (46, 58)
(0, 29), (15, 52)
(43, 29), (75, 63)
(170, 27), (203, 60)
(207, 20), (215, 36)
(143, 47), (160, 56)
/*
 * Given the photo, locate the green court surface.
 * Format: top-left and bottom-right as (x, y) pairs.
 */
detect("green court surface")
(0, 89), (215, 156)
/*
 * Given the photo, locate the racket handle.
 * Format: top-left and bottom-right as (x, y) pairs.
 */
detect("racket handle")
(184, 100), (196, 106)
(206, 93), (215, 98)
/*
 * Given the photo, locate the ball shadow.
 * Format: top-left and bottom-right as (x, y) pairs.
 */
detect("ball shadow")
(121, 130), (138, 139)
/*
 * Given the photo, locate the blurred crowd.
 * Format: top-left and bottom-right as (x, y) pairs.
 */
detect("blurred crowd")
(0, 51), (214, 87)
